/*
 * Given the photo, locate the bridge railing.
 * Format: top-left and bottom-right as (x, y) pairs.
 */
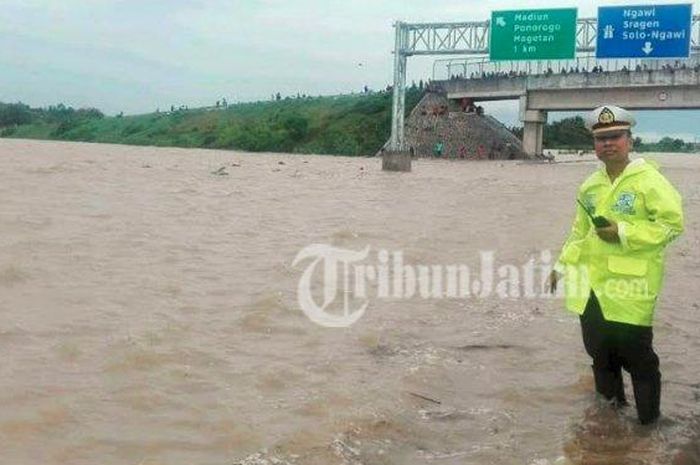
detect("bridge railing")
(433, 52), (700, 81)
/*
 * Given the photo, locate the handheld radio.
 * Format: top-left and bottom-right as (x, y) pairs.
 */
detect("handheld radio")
(576, 198), (611, 228)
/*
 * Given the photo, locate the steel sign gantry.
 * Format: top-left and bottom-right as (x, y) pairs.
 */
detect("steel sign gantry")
(389, 22), (409, 153)
(388, 15), (700, 151)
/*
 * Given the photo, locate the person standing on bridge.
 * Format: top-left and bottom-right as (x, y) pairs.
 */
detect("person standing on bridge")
(546, 105), (684, 425)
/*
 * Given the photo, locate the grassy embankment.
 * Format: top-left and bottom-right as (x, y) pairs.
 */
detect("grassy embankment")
(0, 89), (425, 157)
(2, 93), (696, 154)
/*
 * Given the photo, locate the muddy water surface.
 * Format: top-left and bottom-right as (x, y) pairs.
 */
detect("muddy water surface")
(1, 139), (699, 465)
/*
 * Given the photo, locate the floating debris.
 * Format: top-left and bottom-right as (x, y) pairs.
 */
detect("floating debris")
(455, 344), (518, 351)
(407, 391), (442, 405)
(211, 166), (229, 176)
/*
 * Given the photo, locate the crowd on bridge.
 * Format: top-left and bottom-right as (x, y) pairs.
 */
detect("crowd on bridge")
(447, 59), (700, 82)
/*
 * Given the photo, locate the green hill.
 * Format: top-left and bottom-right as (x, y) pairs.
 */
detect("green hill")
(0, 89), (425, 157)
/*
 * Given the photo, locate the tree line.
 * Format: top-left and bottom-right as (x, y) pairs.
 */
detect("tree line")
(510, 116), (698, 153)
(0, 102), (104, 136)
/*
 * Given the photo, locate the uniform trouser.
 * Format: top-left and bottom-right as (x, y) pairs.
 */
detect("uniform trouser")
(579, 291), (661, 424)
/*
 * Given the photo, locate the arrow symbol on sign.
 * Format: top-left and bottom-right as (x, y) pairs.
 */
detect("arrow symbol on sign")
(603, 25), (614, 39)
(496, 17), (506, 27)
(642, 42), (654, 55)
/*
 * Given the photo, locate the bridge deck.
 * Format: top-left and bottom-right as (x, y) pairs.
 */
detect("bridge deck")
(437, 67), (700, 110)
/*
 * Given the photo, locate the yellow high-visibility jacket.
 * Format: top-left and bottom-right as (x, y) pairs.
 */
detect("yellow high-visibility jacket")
(555, 158), (684, 326)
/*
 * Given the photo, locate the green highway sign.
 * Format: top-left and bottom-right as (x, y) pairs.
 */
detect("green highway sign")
(489, 8), (578, 61)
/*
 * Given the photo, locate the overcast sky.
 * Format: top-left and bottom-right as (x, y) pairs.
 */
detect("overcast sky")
(1, 0), (698, 141)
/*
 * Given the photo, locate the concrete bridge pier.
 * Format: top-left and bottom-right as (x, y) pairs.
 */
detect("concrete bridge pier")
(520, 95), (547, 158)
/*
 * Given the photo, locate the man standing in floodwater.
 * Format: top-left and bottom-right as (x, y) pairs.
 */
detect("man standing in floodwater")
(547, 105), (684, 425)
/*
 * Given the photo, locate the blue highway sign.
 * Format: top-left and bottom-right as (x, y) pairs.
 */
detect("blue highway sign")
(597, 4), (692, 59)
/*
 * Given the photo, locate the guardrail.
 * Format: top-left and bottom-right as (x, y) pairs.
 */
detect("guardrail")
(433, 52), (700, 80)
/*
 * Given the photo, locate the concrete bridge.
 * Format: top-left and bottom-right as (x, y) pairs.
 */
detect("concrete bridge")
(435, 63), (700, 156)
(387, 16), (700, 161)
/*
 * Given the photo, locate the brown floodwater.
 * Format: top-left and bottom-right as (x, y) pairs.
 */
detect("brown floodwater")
(0, 139), (699, 465)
